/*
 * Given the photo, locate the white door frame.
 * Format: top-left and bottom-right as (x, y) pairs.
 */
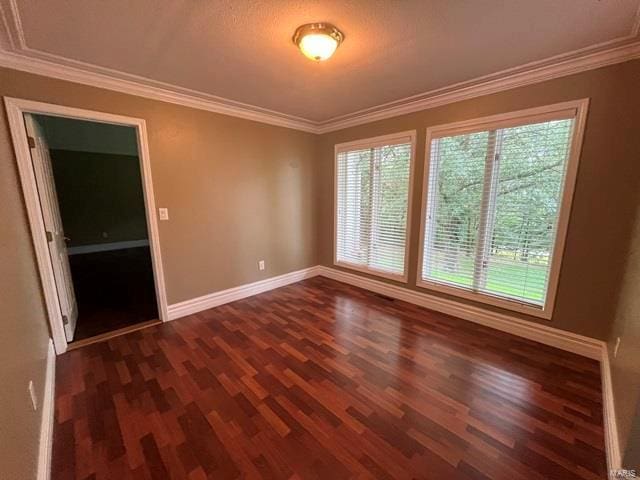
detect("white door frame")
(4, 97), (169, 354)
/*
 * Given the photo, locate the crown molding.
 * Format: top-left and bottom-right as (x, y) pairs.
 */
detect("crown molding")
(3, 41), (637, 137)
(0, 47), (320, 133)
(0, 0), (639, 135)
(0, 0), (323, 132)
(6, 0), (25, 48)
(315, 39), (640, 133)
(0, 2), (14, 50)
(2, 41), (639, 136)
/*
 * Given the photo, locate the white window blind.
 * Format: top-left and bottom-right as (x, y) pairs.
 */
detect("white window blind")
(336, 136), (413, 278)
(421, 112), (578, 309)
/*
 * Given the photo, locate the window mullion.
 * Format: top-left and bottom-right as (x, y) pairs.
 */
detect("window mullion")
(423, 139), (441, 279)
(339, 156), (348, 256)
(473, 129), (503, 291)
(368, 148), (382, 268)
(360, 148), (373, 266)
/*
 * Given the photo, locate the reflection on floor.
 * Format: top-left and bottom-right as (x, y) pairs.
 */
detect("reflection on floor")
(69, 246), (158, 341)
(53, 276), (606, 479)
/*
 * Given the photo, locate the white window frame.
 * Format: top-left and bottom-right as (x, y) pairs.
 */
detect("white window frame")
(416, 99), (589, 319)
(334, 130), (417, 282)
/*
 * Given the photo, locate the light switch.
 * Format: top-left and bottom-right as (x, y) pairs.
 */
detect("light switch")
(159, 208), (169, 221)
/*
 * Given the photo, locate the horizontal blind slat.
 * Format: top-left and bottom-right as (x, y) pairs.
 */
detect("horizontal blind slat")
(421, 117), (575, 308)
(336, 140), (412, 276)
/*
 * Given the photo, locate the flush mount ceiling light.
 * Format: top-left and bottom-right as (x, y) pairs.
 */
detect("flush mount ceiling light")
(293, 23), (344, 61)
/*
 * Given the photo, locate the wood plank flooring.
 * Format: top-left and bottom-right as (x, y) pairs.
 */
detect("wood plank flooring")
(52, 276), (607, 479)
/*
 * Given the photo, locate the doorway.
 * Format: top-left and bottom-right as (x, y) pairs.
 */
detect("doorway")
(5, 98), (167, 353)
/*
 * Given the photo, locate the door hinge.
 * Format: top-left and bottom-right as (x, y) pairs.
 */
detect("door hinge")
(45, 231), (53, 242)
(27, 136), (35, 148)
(62, 314), (69, 325)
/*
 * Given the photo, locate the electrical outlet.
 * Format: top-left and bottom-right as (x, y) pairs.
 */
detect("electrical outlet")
(258, 260), (265, 271)
(159, 208), (169, 221)
(28, 381), (37, 411)
(614, 337), (621, 358)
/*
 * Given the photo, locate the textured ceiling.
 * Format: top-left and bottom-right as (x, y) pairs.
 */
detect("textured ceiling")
(2, 0), (639, 121)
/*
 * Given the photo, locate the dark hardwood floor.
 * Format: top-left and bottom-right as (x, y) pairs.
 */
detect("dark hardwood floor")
(69, 246), (158, 341)
(52, 276), (606, 479)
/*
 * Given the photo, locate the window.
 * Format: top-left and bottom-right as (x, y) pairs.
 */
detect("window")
(418, 100), (588, 318)
(335, 132), (415, 280)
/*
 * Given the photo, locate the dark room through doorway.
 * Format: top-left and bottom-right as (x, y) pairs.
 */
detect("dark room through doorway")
(26, 113), (159, 343)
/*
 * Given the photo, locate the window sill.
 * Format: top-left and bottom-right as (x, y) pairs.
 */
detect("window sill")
(334, 261), (408, 284)
(415, 279), (552, 320)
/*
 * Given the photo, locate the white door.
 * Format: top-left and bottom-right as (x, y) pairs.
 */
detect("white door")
(25, 114), (78, 342)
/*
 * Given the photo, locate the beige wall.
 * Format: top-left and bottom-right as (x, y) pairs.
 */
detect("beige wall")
(0, 66), (319, 478)
(0, 99), (50, 478)
(607, 203), (640, 469)
(0, 67), (319, 305)
(317, 59), (640, 340)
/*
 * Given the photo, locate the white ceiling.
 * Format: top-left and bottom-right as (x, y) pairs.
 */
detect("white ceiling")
(1, 0), (639, 123)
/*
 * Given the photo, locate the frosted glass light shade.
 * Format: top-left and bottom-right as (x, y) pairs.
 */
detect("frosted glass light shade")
(293, 23), (344, 62)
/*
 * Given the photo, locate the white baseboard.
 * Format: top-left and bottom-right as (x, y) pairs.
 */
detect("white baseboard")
(168, 264), (605, 358)
(67, 239), (150, 255)
(167, 266), (322, 320)
(143, 264), (620, 474)
(168, 264), (604, 359)
(318, 266), (622, 472)
(37, 339), (55, 480)
(601, 345), (622, 477)
(316, 266), (604, 360)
